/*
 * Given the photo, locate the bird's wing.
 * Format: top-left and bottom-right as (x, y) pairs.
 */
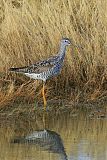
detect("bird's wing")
(9, 55), (59, 74)
(9, 61), (55, 74)
(34, 55), (59, 66)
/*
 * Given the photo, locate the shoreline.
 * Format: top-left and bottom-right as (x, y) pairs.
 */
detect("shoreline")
(0, 97), (107, 123)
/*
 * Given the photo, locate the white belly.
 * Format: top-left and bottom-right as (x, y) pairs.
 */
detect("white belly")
(25, 73), (41, 79)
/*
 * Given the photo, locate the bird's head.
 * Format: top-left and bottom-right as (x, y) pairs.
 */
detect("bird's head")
(61, 38), (71, 46)
(61, 37), (82, 49)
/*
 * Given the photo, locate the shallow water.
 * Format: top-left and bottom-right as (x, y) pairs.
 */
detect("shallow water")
(0, 107), (107, 160)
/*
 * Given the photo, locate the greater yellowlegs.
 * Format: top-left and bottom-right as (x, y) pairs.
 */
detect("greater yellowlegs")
(9, 38), (71, 109)
(11, 129), (67, 159)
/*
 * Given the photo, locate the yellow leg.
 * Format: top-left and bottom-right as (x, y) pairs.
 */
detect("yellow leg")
(42, 83), (47, 110)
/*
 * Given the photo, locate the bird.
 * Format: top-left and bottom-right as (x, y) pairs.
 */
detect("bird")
(11, 129), (68, 160)
(9, 38), (71, 109)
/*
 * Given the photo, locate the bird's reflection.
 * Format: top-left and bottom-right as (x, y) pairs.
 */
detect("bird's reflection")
(11, 111), (68, 160)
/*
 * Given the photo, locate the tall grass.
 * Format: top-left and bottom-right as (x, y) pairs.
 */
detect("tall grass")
(0, 0), (107, 107)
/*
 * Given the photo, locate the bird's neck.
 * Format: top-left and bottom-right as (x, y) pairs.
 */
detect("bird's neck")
(58, 43), (67, 59)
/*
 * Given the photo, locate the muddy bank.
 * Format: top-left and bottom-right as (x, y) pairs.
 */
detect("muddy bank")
(0, 97), (107, 125)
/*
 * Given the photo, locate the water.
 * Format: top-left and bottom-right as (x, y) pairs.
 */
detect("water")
(0, 107), (107, 160)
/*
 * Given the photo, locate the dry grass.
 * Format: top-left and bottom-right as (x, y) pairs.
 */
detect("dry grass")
(0, 0), (107, 107)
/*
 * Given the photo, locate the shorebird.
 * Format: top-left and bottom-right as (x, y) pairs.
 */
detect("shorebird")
(9, 38), (71, 109)
(12, 129), (68, 160)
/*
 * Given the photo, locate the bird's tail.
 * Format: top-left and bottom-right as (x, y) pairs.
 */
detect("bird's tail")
(9, 66), (28, 73)
(10, 137), (26, 143)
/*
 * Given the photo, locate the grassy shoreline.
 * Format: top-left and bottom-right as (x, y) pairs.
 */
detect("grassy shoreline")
(0, 0), (107, 108)
(0, 100), (107, 124)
